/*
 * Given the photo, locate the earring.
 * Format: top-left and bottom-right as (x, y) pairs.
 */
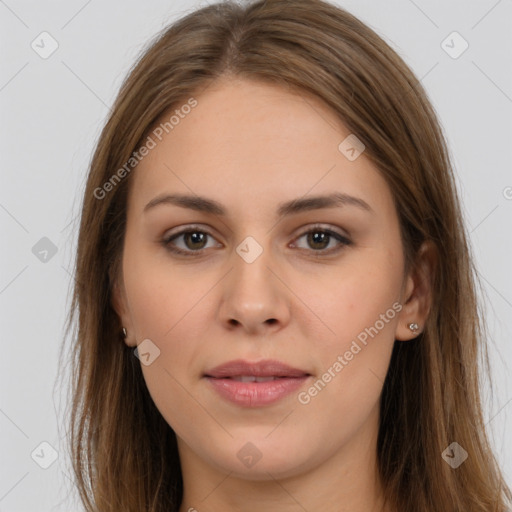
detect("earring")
(408, 322), (419, 333)
(122, 327), (127, 338)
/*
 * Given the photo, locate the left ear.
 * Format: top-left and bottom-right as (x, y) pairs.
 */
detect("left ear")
(395, 240), (437, 341)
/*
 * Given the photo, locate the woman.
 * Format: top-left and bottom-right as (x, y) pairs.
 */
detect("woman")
(64, 0), (512, 510)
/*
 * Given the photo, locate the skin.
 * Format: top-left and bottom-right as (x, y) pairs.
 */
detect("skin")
(113, 76), (434, 512)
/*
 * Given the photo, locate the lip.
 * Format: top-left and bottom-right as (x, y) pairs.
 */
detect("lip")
(204, 359), (310, 378)
(203, 359), (311, 407)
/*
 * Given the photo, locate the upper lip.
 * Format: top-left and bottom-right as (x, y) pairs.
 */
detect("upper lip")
(204, 359), (310, 378)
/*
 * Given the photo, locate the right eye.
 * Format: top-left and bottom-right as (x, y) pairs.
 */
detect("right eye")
(161, 226), (221, 256)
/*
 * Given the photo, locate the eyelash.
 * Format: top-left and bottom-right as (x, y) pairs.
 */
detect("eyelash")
(161, 224), (352, 257)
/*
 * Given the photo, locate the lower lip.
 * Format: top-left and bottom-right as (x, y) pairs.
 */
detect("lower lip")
(204, 376), (310, 407)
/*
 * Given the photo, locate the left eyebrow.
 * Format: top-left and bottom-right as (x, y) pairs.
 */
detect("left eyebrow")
(276, 192), (374, 217)
(143, 192), (374, 217)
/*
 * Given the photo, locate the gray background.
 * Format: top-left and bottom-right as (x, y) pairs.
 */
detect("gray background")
(1, 0), (511, 510)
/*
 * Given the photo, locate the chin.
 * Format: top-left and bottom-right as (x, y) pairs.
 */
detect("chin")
(203, 435), (317, 481)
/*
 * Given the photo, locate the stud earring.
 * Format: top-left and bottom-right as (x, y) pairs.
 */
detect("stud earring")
(408, 322), (419, 332)
(122, 327), (127, 338)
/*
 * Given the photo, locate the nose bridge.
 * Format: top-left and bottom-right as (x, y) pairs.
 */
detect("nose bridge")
(219, 232), (290, 331)
(231, 234), (275, 305)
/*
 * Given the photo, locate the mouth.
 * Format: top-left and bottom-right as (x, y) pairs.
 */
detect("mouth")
(203, 359), (312, 407)
(203, 359), (310, 379)
(219, 375), (295, 382)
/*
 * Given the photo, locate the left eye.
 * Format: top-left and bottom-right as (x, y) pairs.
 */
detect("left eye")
(162, 226), (351, 256)
(292, 227), (352, 253)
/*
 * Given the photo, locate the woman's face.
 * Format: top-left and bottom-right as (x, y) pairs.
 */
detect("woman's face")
(114, 77), (423, 481)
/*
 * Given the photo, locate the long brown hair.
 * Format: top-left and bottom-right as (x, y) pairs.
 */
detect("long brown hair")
(62, 0), (512, 510)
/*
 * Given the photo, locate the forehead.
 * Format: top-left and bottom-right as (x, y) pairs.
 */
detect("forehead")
(129, 78), (393, 218)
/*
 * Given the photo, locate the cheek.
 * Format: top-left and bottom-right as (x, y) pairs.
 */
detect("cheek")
(300, 249), (403, 349)
(295, 283), (400, 446)
(123, 244), (197, 339)
(296, 247), (403, 406)
(123, 256), (205, 432)
(122, 247), (212, 389)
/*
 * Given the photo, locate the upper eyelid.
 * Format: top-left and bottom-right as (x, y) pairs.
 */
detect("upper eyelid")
(163, 223), (349, 239)
(163, 224), (351, 249)
(163, 224), (218, 241)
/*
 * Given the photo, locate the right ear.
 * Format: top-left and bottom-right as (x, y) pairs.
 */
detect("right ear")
(111, 279), (137, 347)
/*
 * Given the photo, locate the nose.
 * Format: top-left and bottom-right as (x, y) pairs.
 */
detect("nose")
(218, 242), (291, 336)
